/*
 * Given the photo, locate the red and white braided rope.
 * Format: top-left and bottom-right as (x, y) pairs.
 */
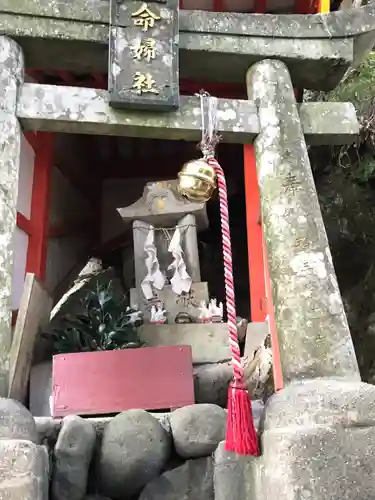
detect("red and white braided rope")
(207, 156), (243, 385)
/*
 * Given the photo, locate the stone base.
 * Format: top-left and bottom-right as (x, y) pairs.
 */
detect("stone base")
(138, 323), (231, 364)
(130, 282), (209, 323)
(30, 361), (52, 417)
(0, 440), (49, 499)
(221, 379), (375, 500)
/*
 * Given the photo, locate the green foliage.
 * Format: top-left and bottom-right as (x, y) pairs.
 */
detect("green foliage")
(328, 53), (375, 115)
(47, 281), (143, 354)
(321, 53), (375, 184)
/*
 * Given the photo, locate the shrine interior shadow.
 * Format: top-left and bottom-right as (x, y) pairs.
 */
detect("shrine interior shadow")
(48, 133), (251, 320)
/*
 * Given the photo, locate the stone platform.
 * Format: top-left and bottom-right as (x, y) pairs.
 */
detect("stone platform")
(138, 323), (231, 364)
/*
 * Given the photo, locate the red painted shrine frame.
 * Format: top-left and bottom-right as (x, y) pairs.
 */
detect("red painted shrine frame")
(15, 0), (335, 391)
(13, 132), (53, 326)
(15, 130), (284, 391)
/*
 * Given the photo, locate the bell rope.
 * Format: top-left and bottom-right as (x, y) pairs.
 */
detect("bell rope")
(197, 91), (259, 456)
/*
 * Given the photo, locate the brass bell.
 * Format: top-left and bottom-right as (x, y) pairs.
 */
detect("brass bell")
(177, 158), (217, 203)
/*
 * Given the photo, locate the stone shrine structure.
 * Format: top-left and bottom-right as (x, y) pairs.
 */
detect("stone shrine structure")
(118, 179), (233, 364)
(118, 179), (207, 317)
(0, 0), (375, 499)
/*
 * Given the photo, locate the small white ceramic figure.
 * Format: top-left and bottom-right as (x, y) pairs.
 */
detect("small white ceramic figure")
(150, 305), (157, 323)
(209, 298), (223, 323)
(198, 300), (212, 323)
(151, 303), (167, 324)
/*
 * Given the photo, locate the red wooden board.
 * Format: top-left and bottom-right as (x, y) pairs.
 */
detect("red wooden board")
(52, 345), (195, 417)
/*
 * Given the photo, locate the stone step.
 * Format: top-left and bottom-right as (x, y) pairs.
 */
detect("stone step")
(138, 323), (231, 364)
(214, 441), (259, 500)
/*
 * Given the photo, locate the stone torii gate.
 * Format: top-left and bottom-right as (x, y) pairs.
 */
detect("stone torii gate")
(1, 1), (375, 499)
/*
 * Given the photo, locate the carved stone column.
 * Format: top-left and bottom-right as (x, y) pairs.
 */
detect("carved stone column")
(0, 37), (24, 396)
(246, 59), (359, 383)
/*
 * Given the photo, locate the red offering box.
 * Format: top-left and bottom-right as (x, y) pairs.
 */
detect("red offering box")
(52, 345), (195, 417)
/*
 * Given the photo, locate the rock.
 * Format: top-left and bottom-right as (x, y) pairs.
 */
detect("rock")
(30, 361), (53, 417)
(0, 397), (38, 443)
(194, 364), (233, 407)
(139, 457), (214, 500)
(214, 441), (253, 500)
(99, 410), (171, 499)
(170, 404), (226, 458)
(251, 399), (265, 427)
(0, 439), (49, 499)
(52, 415), (96, 500)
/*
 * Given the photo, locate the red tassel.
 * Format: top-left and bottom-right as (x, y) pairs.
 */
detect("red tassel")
(225, 381), (259, 456)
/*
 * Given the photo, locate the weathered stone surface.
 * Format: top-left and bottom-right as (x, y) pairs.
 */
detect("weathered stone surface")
(170, 404), (226, 458)
(243, 322), (268, 359)
(259, 380), (375, 500)
(29, 361), (52, 417)
(52, 415), (96, 500)
(17, 83), (358, 144)
(131, 283), (209, 324)
(138, 323), (231, 364)
(263, 379), (375, 429)
(0, 439), (49, 500)
(109, 0), (179, 111)
(194, 363), (233, 407)
(247, 59), (360, 383)
(4, 1), (375, 88)
(99, 410), (171, 499)
(3, 0), (375, 40)
(214, 441), (257, 500)
(35, 412), (171, 446)
(139, 457), (214, 500)
(120, 180), (206, 292)
(17, 84), (259, 142)
(0, 36), (23, 396)
(0, 397), (38, 442)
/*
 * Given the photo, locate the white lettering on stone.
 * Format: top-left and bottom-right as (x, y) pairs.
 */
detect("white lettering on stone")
(219, 108), (236, 121)
(290, 251), (327, 279)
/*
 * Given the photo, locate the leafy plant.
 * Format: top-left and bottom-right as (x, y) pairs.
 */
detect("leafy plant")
(47, 281), (144, 354)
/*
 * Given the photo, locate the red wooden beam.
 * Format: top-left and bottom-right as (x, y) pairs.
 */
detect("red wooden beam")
(23, 131), (38, 152)
(16, 212), (33, 236)
(92, 73), (107, 89)
(243, 144), (283, 392)
(58, 71), (76, 86)
(243, 145), (266, 323)
(26, 69), (45, 83)
(254, 0), (267, 12)
(213, 0), (225, 11)
(180, 79), (245, 98)
(294, 0), (318, 13)
(26, 132), (54, 282)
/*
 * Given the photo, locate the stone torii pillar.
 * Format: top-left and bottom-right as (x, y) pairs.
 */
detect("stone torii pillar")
(0, 36), (24, 397)
(244, 59), (375, 500)
(247, 59), (360, 383)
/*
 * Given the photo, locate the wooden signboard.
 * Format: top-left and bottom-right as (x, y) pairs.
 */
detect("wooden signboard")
(8, 273), (53, 403)
(108, 0), (179, 111)
(52, 345), (194, 417)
